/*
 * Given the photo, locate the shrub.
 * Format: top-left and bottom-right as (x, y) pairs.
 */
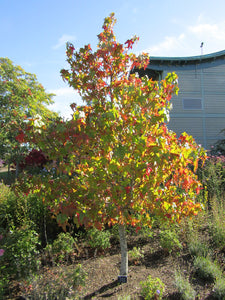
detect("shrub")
(0, 234), (9, 299)
(137, 226), (154, 239)
(52, 232), (76, 253)
(109, 223), (120, 241)
(0, 278), (7, 300)
(0, 182), (60, 246)
(194, 256), (223, 282)
(159, 228), (182, 254)
(129, 246), (144, 264)
(1, 226), (40, 279)
(140, 275), (165, 300)
(19, 149), (49, 172)
(49, 232), (78, 263)
(87, 227), (111, 251)
(0, 182), (19, 229)
(174, 270), (196, 300)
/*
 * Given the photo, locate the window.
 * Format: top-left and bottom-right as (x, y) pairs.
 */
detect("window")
(182, 98), (202, 110)
(131, 68), (162, 81)
(145, 70), (162, 81)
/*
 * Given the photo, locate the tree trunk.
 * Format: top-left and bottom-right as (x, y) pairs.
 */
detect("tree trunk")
(118, 224), (128, 276)
(43, 211), (48, 247)
(7, 161), (10, 177)
(15, 161), (19, 178)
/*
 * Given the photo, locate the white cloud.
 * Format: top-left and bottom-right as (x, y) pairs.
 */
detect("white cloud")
(132, 7), (138, 14)
(48, 87), (83, 120)
(145, 34), (186, 56)
(188, 22), (225, 41)
(189, 23), (217, 35)
(187, 20), (225, 54)
(53, 34), (76, 50)
(49, 87), (78, 97)
(144, 17), (225, 57)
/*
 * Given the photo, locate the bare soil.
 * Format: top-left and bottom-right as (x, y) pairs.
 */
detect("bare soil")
(7, 226), (223, 299)
(74, 234), (216, 299)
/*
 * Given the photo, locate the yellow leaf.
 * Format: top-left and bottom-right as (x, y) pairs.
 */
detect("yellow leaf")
(163, 202), (170, 210)
(194, 159), (199, 173)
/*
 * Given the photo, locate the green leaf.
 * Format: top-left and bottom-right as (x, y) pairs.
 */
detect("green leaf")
(113, 144), (126, 159)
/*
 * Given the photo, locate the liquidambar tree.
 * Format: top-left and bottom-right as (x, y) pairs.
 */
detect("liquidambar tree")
(20, 13), (206, 280)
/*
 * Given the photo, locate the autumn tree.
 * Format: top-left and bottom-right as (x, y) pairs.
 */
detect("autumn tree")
(19, 13), (206, 280)
(0, 57), (57, 175)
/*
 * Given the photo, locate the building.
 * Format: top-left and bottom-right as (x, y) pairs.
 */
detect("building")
(143, 50), (225, 149)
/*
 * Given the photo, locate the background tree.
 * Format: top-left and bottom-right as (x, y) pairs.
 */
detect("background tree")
(0, 57), (57, 175)
(19, 13), (207, 280)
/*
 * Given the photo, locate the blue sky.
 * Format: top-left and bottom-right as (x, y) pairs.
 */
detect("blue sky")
(1, 0), (225, 119)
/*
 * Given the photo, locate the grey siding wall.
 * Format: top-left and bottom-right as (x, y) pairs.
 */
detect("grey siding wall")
(162, 63), (225, 149)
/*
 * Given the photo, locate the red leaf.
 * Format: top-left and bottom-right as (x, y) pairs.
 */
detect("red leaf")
(125, 186), (131, 194)
(15, 131), (25, 143)
(145, 167), (153, 177)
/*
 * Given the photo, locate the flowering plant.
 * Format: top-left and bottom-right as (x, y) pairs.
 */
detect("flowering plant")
(140, 275), (165, 300)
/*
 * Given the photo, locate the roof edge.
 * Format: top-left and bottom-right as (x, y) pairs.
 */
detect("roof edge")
(149, 49), (225, 63)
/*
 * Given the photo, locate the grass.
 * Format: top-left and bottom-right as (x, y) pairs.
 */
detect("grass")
(193, 256), (223, 282)
(188, 239), (210, 258)
(209, 198), (225, 250)
(213, 277), (225, 299)
(174, 270), (196, 300)
(0, 167), (16, 185)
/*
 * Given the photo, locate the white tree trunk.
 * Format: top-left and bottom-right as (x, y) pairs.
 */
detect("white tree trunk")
(118, 224), (128, 276)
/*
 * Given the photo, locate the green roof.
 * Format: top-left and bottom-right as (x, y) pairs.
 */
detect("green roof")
(147, 49), (225, 71)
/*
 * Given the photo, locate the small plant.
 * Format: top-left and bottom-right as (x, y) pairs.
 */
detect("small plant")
(129, 246), (144, 264)
(213, 277), (225, 299)
(188, 238), (210, 258)
(140, 275), (165, 300)
(118, 296), (131, 300)
(159, 228), (182, 254)
(135, 226), (154, 239)
(174, 270), (196, 300)
(0, 278), (7, 300)
(109, 223), (120, 243)
(51, 232), (78, 263)
(24, 264), (87, 299)
(194, 256), (223, 282)
(87, 227), (111, 251)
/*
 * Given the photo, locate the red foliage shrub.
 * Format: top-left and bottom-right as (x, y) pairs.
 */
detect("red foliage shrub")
(20, 149), (48, 170)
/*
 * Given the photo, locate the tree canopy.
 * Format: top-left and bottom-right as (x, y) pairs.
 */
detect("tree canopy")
(17, 13), (207, 277)
(0, 57), (57, 171)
